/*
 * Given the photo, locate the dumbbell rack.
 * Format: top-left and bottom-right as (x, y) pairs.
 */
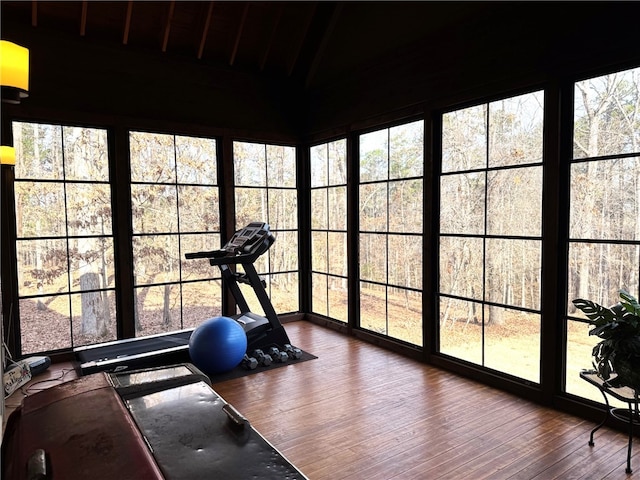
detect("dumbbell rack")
(241, 344), (303, 370)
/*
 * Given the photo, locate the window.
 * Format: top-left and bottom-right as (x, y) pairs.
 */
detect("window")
(233, 141), (299, 315)
(12, 122), (116, 353)
(358, 120), (424, 346)
(130, 132), (221, 336)
(310, 139), (348, 322)
(439, 92), (544, 382)
(565, 66), (640, 402)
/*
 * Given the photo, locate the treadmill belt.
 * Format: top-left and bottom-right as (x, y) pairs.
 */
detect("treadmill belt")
(77, 331), (191, 363)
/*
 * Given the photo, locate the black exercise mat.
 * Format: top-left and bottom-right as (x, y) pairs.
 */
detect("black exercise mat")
(207, 350), (317, 384)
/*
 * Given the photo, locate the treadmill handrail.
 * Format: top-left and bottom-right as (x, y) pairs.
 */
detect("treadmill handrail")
(184, 249), (228, 260)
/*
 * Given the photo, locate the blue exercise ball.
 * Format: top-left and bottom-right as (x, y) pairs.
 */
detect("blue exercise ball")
(189, 316), (247, 374)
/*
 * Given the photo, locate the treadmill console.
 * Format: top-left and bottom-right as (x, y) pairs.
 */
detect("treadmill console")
(223, 222), (273, 255)
(185, 222), (274, 263)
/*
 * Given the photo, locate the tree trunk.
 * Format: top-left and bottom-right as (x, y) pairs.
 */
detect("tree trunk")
(163, 284), (172, 327)
(80, 272), (107, 336)
(487, 305), (504, 326)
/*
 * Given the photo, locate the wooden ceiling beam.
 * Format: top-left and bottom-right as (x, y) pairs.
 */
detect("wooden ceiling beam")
(80, 1), (88, 36)
(161, 1), (176, 53)
(31, 1), (37, 27)
(229, 3), (249, 67)
(123, 0), (133, 45)
(260, 4), (282, 71)
(305, 3), (343, 88)
(198, 1), (215, 60)
(288, 2), (317, 77)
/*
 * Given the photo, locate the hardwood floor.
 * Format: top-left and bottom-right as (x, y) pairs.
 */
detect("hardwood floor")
(214, 321), (638, 480)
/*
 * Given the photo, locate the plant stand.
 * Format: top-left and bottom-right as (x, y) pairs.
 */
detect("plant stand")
(580, 370), (640, 474)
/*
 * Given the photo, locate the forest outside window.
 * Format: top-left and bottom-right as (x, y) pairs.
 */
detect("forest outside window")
(310, 139), (348, 323)
(12, 122), (116, 354)
(358, 120), (424, 346)
(565, 66), (640, 403)
(233, 141), (299, 315)
(130, 132), (221, 337)
(438, 91), (544, 383)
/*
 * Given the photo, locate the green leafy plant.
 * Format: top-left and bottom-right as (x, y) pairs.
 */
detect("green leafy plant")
(573, 289), (640, 392)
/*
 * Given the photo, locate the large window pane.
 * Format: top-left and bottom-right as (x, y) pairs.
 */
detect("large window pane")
(390, 122), (424, 178)
(358, 121), (424, 346)
(360, 281), (387, 334)
(485, 238), (541, 310)
(359, 183), (388, 232)
(13, 123), (64, 180)
(439, 172), (485, 235)
(439, 236), (483, 300)
(439, 298), (482, 364)
(360, 130), (388, 182)
(310, 140), (348, 323)
(66, 184), (113, 236)
(15, 182), (66, 237)
(175, 135), (218, 185)
(16, 239), (69, 296)
(130, 132), (220, 336)
(573, 68), (640, 159)
(566, 66), (640, 402)
(359, 233), (387, 283)
(64, 127), (110, 181)
(484, 307), (540, 382)
(570, 157), (640, 241)
(177, 185), (219, 233)
(131, 184), (178, 233)
(439, 91), (544, 381)
(567, 242), (639, 311)
(488, 93), (544, 167)
(234, 142), (266, 185)
(268, 189), (298, 230)
(234, 141), (299, 314)
(235, 187), (268, 225)
(312, 232), (327, 272)
(389, 179), (422, 233)
(388, 235), (422, 289)
(13, 122), (116, 353)
(311, 189), (328, 229)
(327, 232), (347, 276)
(180, 233), (220, 282)
(442, 105), (486, 173)
(328, 186), (346, 230)
(486, 167), (542, 237)
(130, 132), (176, 183)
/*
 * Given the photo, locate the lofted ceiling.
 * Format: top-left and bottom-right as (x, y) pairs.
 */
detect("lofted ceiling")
(0, 1), (486, 91)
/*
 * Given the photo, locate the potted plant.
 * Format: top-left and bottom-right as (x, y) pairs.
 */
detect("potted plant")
(573, 289), (640, 392)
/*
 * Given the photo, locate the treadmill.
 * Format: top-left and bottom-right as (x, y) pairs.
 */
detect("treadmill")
(74, 222), (290, 375)
(185, 221), (291, 351)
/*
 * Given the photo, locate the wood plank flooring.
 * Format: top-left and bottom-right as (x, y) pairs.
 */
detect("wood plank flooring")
(214, 321), (638, 480)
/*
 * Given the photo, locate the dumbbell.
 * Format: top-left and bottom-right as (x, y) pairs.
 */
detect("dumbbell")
(283, 344), (303, 360)
(241, 354), (258, 370)
(252, 349), (273, 367)
(267, 346), (289, 363)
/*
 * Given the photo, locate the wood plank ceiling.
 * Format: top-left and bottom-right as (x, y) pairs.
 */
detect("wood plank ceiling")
(0, 1), (482, 92)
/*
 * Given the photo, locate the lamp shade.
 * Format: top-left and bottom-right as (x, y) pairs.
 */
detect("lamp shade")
(0, 146), (16, 165)
(0, 40), (29, 103)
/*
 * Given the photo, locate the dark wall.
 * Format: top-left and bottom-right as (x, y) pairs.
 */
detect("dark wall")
(2, 3), (640, 142)
(1, 22), (302, 140)
(303, 2), (640, 138)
